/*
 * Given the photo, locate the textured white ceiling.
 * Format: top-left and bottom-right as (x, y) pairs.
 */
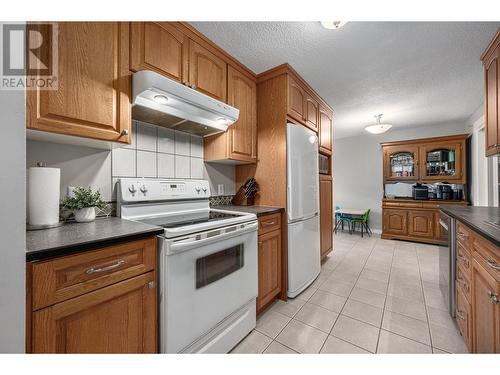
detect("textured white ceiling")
(190, 22), (500, 139)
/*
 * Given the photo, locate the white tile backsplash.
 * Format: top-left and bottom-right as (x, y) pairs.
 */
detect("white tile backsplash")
(158, 128), (175, 154)
(158, 153), (175, 178)
(175, 131), (191, 156)
(137, 150), (157, 177)
(136, 122), (157, 152)
(175, 155), (190, 178)
(112, 148), (136, 177)
(191, 135), (203, 158)
(191, 157), (204, 179)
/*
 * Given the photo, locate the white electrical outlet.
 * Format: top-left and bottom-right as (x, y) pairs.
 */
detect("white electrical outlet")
(217, 184), (224, 195)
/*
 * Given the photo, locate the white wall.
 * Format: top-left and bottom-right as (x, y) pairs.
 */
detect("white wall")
(334, 122), (468, 232)
(0, 89), (25, 352)
(27, 120), (236, 202)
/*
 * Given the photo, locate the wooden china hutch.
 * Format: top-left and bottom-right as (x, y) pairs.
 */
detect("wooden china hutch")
(381, 134), (469, 245)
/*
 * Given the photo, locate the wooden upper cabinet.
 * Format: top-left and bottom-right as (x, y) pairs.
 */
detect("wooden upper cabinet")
(407, 210), (434, 239)
(130, 22), (188, 83)
(288, 76), (306, 123)
(471, 259), (500, 353)
(419, 141), (464, 183)
(227, 66), (257, 162)
(32, 272), (157, 353)
(383, 145), (419, 182)
(188, 40), (227, 102)
(319, 175), (333, 258)
(26, 22), (131, 143)
(319, 105), (333, 155)
(305, 93), (319, 132)
(482, 30), (500, 157)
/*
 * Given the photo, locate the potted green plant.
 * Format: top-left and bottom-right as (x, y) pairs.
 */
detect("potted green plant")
(61, 186), (106, 223)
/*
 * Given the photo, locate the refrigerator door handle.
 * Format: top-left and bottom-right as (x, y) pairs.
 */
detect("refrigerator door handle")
(288, 212), (318, 224)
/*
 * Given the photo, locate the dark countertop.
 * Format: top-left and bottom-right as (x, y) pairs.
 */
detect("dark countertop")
(440, 205), (500, 248)
(26, 217), (164, 262)
(213, 205), (284, 217)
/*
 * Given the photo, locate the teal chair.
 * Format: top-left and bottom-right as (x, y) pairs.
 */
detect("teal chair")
(334, 206), (353, 234)
(352, 209), (371, 237)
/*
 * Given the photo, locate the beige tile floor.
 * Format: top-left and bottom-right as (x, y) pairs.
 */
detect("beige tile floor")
(231, 232), (469, 354)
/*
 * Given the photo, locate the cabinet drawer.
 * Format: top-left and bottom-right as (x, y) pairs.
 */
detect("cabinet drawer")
(31, 237), (157, 310)
(456, 222), (472, 251)
(456, 242), (471, 277)
(258, 213), (282, 235)
(472, 236), (500, 283)
(455, 283), (472, 352)
(456, 264), (472, 302)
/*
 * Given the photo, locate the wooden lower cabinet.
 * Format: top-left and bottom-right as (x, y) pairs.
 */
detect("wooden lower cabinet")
(27, 237), (158, 353)
(256, 214), (283, 313)
(408, 210), (434, 239)
(456, 279), (473, 351)
(383, 209), (408, 236)
(32, 272), (156, 353)
(471, 258), (500, 353)
(319, 175), (333, 258)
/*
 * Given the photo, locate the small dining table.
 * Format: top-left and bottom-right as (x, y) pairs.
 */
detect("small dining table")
(334, 208), (371, 237)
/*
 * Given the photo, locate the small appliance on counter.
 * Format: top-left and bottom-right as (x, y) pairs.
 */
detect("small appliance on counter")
(436, 183), (453, 200)
(27, 162), (62, 230)
(412, 183), (429, 200)
(231, 178), (258, 206)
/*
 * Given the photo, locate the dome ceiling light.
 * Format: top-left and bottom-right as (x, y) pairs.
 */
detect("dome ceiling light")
(365, 114), (393, 134)
(320, 21), (347, 30)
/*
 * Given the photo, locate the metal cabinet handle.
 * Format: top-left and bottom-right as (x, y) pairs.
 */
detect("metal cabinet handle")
(457, 232), (467, 240)
(148, 281), (155, 289)
(121, 129), (129, 136)
(487, 259), (500, 270)
(488, 290), (499, 304)
(86, 259), (125, 275)
(262, 220), (277, 227)
(456, 309), (466, 320)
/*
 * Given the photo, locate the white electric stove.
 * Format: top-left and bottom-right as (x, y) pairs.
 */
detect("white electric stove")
(117, 178), (258, 353)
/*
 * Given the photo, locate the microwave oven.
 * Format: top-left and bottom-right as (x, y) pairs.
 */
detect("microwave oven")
(319, 154), (329, 174)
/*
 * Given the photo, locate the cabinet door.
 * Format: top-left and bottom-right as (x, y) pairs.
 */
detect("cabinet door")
(188, 40), (227, 102)
(456, 281), (472, 352)
(319, 176), (333, 257)
(227, 66), (257, 162)
(319, 106), (333, 155)
(383, 209), (408, 236)
(257, 230), (282, 311)
(408, 210), (434, 239)
(484, 47), (499, 156)
(383, 145), (419, 182)
(130, 22), (188, 83)
(26, 22), (131, 143)
(471, 259), (500, 353)
(288, 76), (306, 123)
(305, 93), (319, 132)
(419, 141), (465, 183)
(32, 272), (156, 353)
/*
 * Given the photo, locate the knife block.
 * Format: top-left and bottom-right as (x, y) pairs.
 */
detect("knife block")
(231, 188), (255, 206)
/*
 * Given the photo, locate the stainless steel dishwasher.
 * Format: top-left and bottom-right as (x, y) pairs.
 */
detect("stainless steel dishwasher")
(439, 211), (456, 317)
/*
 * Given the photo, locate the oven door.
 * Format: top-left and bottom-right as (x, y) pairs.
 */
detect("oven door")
(160, 221), (258, 353)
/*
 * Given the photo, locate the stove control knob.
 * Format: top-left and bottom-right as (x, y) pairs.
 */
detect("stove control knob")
(140, 185), (148, 194)
(195, 186), (201, 193)
(129, 185), (137, 196)
(202, 186), (208, 194)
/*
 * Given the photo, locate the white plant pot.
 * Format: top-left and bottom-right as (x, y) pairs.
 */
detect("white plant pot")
(74, 207), (96, 223)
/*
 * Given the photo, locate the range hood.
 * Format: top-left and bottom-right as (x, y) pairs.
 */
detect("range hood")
(132, 70), (239, 137)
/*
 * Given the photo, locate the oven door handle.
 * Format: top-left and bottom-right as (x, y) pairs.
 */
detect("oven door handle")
(168, 221), (258, 254)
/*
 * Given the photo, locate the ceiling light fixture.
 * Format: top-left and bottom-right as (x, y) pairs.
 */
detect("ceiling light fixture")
(365, 114), (393, 134)
(320, 21), (347, 30)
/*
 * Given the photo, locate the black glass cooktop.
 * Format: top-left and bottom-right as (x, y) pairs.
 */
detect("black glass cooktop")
(138, 211), (241, 229)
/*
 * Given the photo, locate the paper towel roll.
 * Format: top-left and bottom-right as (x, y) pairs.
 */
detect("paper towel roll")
(28, 167), (61, 226)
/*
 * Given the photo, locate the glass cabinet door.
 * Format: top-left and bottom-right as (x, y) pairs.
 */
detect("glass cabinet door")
(384, 145), (419, 181)
(420, 142), (463, 181)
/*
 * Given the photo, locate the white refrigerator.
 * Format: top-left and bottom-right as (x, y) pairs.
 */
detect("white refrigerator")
(286, 122), (321, 298)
